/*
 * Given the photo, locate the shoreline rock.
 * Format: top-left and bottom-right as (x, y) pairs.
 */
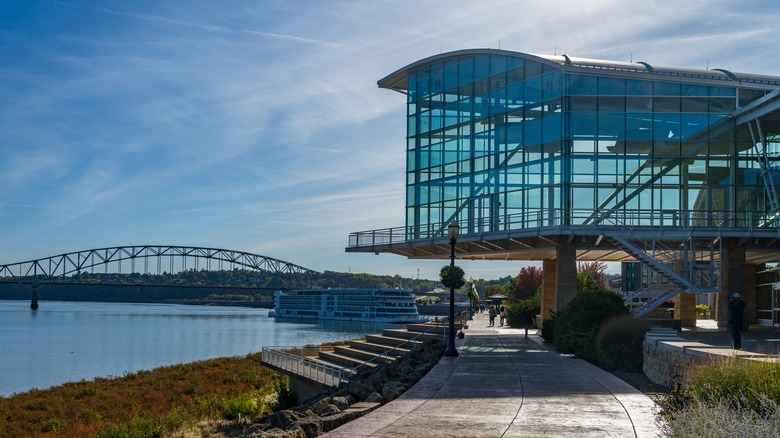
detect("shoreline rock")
(237, 339), (445, 437)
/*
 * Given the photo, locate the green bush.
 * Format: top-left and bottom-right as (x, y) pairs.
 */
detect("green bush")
(541, 312), (556, 343)
(505, 290), (540, 327)
(270, 381), (297, 412)
(596, 315), (651, 371)
(553, 289), (627, 357)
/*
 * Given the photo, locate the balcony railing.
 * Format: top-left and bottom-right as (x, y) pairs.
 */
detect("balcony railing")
(348, 209), (777, 249)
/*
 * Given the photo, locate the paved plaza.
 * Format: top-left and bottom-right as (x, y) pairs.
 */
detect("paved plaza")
(323, 312), (662, 437)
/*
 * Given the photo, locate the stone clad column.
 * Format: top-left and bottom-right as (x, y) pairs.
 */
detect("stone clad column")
(717, 240), (747, 330)
(541, 259), (556, 320)
(555, 241), (577, 312)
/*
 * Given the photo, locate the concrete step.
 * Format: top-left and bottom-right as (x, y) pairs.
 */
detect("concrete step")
(364, 334), (423, 349)
(334, 345), (396, 364)
(318, 350), (377, 368)
(348, 339), (411, 357)
(405, 323), (452, 334)
(382, 328), (446, 342)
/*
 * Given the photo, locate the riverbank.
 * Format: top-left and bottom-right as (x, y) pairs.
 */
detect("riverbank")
(0, 353), (283, 437)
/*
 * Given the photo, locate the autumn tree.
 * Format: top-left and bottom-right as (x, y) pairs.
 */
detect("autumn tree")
(513, 266), (543, 300)
(577, 261), (608, 290)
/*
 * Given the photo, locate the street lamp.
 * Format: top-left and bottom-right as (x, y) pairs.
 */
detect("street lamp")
(468, 276), (474, 320)
(444, 220), (460, 357)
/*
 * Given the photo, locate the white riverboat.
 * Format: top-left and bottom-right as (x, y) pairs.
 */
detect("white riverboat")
(268, 288), (428, 323)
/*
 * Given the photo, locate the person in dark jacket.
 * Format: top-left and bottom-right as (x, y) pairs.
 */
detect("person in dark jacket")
(728, 292), (747, 350)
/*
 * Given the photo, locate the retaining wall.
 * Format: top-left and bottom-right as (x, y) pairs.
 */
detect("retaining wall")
(642, 327), (771, 387)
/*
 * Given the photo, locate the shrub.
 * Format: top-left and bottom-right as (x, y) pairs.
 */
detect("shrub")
(541, 312), (556, 343)
(695, 304), (710, 319)
(270, 380), (297, 412)
(553, 289), (627, 357)
(595, 315), (651, 371)
(505, 290), (540, 327)
(662, 391), (780, 438)
(686, 355), (780, 412)
(439, 265), (465, 289)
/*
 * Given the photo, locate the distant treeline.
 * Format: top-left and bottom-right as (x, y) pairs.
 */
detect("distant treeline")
(0, 269), (514, 304)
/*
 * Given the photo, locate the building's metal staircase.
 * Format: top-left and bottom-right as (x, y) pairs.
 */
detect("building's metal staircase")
(747, 119), (780, 228)
(608, 235), (721, 317)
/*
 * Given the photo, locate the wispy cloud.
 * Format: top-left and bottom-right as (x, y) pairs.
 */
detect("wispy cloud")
(1, 0), (779, 279)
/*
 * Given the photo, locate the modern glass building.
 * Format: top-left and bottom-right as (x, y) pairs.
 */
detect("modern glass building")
(347, 49), (780, 327)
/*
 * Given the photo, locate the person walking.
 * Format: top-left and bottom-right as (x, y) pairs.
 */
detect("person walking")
(728, 292), (747, 350)
(522, 309), (531, 337)
(488, 306), (496, 327)
(499, 305), (506, 326)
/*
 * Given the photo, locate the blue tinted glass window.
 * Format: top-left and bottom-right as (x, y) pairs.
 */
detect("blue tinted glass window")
(474, 56), (490, 80)
(626, 113), (653, 140)
(571, 113), (597, 138)
(626, 79), (652, 95)
(681, 84), (708, 96)
(681, 114), (709, 139)
(654, 113), (681, 140)
(542, 72), (562, 100)
(598, 77), (625, 95)
(525, 60), (543, 79)
(710, 86), (736, 97)
(459, 58), (474, 86)
(443, 63), (459, 91)
(654, 82), (681, 96)
(542, 114), (562, 144)
(599, 113), (626, 139)
(569, 74), (598, 95)
(490, 56), (507, 75)
(525, 77), (542, 104)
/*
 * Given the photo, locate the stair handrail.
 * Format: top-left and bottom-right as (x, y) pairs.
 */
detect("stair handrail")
(609, 235), (692, 288)
(261, 346), (349, 387)
(630, 288), (684, 317)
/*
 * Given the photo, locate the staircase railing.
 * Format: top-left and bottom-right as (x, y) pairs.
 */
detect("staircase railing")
(261, 347), (351, 387)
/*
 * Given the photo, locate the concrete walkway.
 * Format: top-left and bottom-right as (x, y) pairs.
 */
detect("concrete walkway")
(323, 312), (662, 437)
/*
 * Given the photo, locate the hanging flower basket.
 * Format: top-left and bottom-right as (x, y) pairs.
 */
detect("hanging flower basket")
(440, 265), (466, 289)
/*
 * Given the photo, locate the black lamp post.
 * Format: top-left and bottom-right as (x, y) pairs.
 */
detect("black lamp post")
(444, 220), (459, 357)
(468, 276), (474, 320)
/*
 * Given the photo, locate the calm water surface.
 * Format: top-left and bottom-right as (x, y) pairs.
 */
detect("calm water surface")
(0, 300), (394, 397)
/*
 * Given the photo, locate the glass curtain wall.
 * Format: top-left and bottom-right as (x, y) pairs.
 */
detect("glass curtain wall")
(404, 54), (772, 239)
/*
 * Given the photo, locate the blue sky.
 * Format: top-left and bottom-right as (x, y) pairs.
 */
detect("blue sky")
(1, 0), (779, 281)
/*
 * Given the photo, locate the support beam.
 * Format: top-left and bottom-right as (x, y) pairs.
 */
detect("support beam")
(555, 242), (577, 312)
(541, 259), (557, 320)
(717, 239), (747, 330)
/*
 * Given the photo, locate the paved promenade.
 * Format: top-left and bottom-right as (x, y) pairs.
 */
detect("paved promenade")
(323, 312), (662, 437)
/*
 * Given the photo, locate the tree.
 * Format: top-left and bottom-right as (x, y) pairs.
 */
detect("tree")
(577, 261), (608, 290)
(513, 266), (542, 300)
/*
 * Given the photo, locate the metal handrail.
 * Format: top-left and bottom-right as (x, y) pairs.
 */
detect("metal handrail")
(261, 346), (350, 387)
(347, 210), (769, 248)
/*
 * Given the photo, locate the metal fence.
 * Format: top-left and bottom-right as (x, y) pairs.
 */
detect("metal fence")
(261, 347), (353, 387)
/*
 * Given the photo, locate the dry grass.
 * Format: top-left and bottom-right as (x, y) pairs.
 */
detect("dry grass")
(0, 353), (282, 437)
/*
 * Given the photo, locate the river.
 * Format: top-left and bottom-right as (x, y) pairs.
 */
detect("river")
(0, 300), (395, 397)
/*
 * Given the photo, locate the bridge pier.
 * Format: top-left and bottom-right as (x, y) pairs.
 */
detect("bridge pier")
(30, 284), (38, 310)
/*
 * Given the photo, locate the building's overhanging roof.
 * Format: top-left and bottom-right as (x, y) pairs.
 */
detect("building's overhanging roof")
(378, 49), (780, 93)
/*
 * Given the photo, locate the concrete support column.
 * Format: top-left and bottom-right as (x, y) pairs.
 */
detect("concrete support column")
(674, 293), (696, 328)
(717, 240), (747, 330)
(555, 242), (577, 312)
(745, 264), (757, 325)
(541, 259), (557, 320)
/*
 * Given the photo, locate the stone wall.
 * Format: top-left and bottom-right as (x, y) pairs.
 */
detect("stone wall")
(642, 327), (774, 388)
